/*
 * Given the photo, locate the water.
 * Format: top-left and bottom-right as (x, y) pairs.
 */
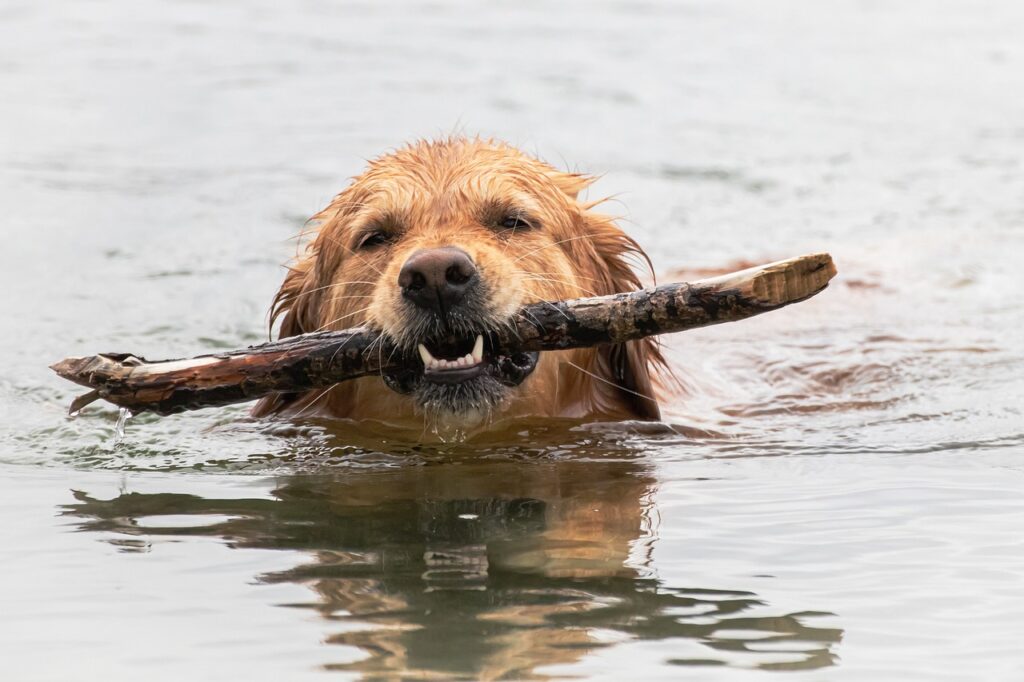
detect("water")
(113, 408), (131, 445)
(2, 0), (1023, 679)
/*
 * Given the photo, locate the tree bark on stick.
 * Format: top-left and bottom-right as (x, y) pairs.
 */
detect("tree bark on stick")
(51, 252), (836, 416)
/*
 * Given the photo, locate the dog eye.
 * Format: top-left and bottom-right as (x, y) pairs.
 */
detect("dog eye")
(498, 214), (533, 231)
(357, 231), (393, 250)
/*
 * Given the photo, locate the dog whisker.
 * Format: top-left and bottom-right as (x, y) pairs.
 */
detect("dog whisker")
(509, 287), (572, 322)
(518, 308), (546, 331)
(511, 234), (596, 264)
(538, 300), (571, 322)
(289, 384), (337, 419)
(332, 325), (365, 354)
(323, 295), (374, 309)
(512, 269), (604, 284)
(296, 280), (379, 297)
(518, 275), (599, 298)
(315, 306), (375, 332)
(563, 359), (653, 402)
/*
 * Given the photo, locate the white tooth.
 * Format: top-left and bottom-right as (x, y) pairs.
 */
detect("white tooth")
(418, 344), (434, 366)
(472, 335), (484, 362)
(463, 354), (474, 365)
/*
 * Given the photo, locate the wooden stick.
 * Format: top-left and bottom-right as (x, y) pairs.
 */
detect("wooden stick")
(51, 252), (836, 416)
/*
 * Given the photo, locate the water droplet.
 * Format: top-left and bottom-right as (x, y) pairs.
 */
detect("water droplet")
(113, 408), (132, 445)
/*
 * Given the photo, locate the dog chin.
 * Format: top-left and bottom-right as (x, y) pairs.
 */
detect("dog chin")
(413, 374), (508, 422)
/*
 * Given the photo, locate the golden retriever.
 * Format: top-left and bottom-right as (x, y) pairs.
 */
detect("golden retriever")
(253, 138), (665, 429)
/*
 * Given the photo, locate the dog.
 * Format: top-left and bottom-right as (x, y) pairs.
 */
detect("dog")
(253, 138), (666, 429)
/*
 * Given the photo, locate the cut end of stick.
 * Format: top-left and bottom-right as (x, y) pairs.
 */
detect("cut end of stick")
(711, 252), (837, 306)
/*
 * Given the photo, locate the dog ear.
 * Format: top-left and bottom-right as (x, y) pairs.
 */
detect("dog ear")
(251, 255), (321, 417)
(566, 208), (666, 420)
(252, 213), (347, 416)
(270, 259), (318, 338)
(267, 191), (361, 340)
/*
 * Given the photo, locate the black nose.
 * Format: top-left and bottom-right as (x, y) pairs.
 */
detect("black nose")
(398, 247), (478, 313)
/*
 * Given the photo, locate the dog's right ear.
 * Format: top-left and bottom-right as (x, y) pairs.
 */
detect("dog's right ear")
(251, 251), (321, 417)
(268, 190), (361, 339)
(269, 256), (319, 339)
(253, 189), (363, 417)
(254, 208), (353, 416)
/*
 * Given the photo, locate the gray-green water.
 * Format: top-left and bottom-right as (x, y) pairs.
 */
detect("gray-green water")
(2, 1), (1023, 679)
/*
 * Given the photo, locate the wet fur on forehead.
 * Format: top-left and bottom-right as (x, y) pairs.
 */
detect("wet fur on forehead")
(254, 137), (667, 423)
(326, 140), (594, 233)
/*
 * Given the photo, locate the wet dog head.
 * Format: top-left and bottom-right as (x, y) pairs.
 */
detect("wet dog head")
(255, 139), (663, 425)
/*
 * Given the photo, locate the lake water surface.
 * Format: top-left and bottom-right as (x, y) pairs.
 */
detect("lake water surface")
(2, 1), (1024, 680)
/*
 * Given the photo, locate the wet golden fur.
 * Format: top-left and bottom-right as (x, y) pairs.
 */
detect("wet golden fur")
(253, 138), (666, 427)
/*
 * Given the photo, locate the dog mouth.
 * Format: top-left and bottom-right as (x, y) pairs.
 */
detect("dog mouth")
(417, 334), (488, 384)
(415, 333), (539, 387)
(381, 331), (539, 410)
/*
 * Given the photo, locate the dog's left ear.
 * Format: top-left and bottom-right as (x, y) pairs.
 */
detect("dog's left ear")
(566, 206), (665, 420)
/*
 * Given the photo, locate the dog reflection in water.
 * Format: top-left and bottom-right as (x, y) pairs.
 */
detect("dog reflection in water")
(64, 452), (841, 678)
